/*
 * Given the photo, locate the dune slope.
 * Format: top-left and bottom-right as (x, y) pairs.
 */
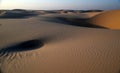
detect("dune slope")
(0, 11), (120, 73)
(89, 10), (120, 29)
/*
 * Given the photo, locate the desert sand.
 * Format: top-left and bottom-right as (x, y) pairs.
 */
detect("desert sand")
(0, 10), (120, 73)
(89, 10), (120, 29)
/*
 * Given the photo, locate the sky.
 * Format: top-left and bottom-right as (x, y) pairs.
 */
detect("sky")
(0, 0), (120, 10)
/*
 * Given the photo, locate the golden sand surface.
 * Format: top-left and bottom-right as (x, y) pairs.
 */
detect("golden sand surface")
(0, 10), (120, 73)
(89, 10), (120, 29)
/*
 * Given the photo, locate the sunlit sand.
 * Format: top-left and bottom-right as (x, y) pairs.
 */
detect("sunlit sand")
(0, 9), (120, 73)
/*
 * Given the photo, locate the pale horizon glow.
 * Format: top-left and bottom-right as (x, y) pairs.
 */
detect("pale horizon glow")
(0, 0), (120, 10)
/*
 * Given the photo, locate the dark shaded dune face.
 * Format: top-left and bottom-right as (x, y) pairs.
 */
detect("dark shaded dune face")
(54, 17), (106, 28)
(15, 40), (43, 49)
(42, 14), (106, 28)
(0, 40), (44, 53)
(80, 10), (103, 13)
(89, 10), (120, 30)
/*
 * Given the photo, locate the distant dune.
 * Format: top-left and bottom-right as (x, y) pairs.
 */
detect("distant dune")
(89, 10), (120, 29)
(41, 12), (104, 28)
(0, 9), (38, 18)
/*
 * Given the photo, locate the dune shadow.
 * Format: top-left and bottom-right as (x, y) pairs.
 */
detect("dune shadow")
(44, 17), (107, 29)
(0, 40), (44, 53)
(58, 17), (107, 28)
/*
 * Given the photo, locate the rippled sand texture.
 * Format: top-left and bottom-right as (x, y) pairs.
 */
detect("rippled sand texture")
(0, 10), (120, 73)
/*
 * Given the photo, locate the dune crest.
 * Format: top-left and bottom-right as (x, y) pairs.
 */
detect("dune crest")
(89, 10), (120, 29)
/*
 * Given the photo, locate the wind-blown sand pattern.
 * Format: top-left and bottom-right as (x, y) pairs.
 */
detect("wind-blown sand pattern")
(0, 10), (120, 73)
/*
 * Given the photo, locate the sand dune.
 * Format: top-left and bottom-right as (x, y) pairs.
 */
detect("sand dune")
(0, 10), (38, 18)
(40, 12), (104, 28)
(89, 10), (120, 29)
(83, 12), (103, 18)
(0, 10), (120, 73)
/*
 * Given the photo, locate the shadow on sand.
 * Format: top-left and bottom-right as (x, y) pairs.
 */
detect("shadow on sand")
(0, 40), (44, 53)
(44, 17), (107, 29)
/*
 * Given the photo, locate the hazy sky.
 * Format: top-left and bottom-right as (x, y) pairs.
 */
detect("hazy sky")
(0, 0), (120, 10)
